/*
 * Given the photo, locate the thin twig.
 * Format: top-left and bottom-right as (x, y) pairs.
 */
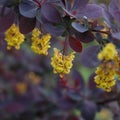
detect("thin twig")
(92, 29), (110, 35)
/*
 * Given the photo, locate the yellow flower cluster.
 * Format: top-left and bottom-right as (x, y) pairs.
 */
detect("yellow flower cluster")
(31, 28), (51, 55)
(98, 43), (117, 61)
(4, 25), (76, 78)
(5, 24), (24, 50)
(95, 62), (116, 92)
(51, 48), (75, 78)
(95, 43), (119, 92)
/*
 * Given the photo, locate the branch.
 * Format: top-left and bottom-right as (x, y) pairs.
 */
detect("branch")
(92, 29), (110, 35)
(96, 96), (118, 105)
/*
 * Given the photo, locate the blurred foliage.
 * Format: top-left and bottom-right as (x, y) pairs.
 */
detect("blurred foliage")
(95, 108), (113, 120)
(96, 0), (111, 5)
(1, 0), (120, 120)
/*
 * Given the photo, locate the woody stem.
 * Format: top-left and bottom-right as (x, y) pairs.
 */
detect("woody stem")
(63, 34), (69, 55)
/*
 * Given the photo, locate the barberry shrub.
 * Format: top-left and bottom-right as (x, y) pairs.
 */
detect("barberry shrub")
(0, 0), (120, 120)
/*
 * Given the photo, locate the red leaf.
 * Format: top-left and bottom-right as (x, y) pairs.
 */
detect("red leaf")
(69, 36), (82, 52)
(19, 15), (36, 34)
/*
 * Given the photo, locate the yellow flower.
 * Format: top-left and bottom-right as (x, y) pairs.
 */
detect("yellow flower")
(94, 62), (116, 92)
(51, 48), (75, 78)
(28, 72), (40, 85)
(5, 24), (24, 50)
(16, 82), (27, 94)
(31, 28), (41, 40)
(31, 28), (51, 55)
(98, 43), (117, 61)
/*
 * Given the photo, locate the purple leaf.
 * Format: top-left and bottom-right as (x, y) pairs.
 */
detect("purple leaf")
(101, 4), (114, 28)
(69, 36), (82, 52)
(19, 16), (36, 34)
(75, 31), (95, 43)
(41, 3), (61, 23)
(81, 100), (97, 120)
(80, 45), (100, 68)
(63, 0), (89, 17)
(36, 8), (50, 23)
(51, 89), (77, 110)
(109, 35), (120, 48)
(71, 0), (88, 11)
(72, 22), (88, 33)
(88, 73), (97, 89)
(44, 23), (65, 36)
(109, 0), (120, 25)
(72, 69), (85, 90)
(0, 8), (15, 33)
(88, 73), (104, 100)
(67, 91), (82, 101)
(56, 96), (77, 110)
(77, 4), (102, 19)
(112, 32), (120, 40)
(19, 0), (38, 18)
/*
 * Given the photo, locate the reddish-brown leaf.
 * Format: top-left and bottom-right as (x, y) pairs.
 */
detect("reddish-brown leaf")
(69, 36), (82, 52)
(19, 15), (36, 34)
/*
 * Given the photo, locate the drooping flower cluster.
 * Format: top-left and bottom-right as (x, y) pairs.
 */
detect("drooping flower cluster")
(94, 43), (120, 92)
(5, 24), (25, 50)
(31, 28), (51, 55)
(94, 62), (116, 92)
(51, 48), (75, 78)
